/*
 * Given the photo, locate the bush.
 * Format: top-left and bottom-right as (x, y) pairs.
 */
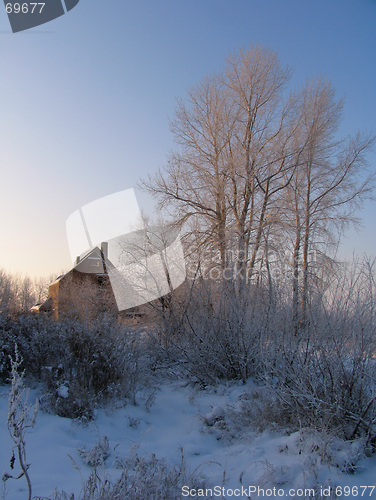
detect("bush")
(0, 314), (151, 419)
(151, 258), (376, 445)
(151, 279), (269, 384)
(43, 450), (212, 500)
(264, 259), (376, 443)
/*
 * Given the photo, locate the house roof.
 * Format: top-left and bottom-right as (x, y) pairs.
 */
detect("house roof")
(74, 246), (107, 274)
(49, 247), (112, 287)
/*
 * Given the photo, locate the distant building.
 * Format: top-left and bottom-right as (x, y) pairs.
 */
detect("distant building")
(34, 243), (118, 321)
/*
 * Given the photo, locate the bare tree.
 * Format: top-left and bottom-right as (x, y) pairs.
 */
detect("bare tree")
(143, 45), (294, 283)
(0, 269), (13, 313)
(142, 46), (375, 320)
(280, 78), (375, 332)
(0, 270), (36, 313)
(33, 274), (55, 304)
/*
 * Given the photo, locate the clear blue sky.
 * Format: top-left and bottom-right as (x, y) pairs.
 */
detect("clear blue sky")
(1, 0), (375, 277)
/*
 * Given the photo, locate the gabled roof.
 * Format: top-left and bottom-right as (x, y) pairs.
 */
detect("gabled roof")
(74, 246), (107, 274)
(49, 247), (112, 287)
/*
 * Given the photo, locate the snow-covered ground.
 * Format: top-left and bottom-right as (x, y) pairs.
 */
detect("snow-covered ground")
(1, 380), (376, 499)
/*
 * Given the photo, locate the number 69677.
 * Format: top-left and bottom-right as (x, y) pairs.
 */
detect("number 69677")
(6, 3), (45, 14)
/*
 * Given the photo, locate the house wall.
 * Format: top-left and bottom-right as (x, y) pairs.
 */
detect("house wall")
(48, 269), (117, 321)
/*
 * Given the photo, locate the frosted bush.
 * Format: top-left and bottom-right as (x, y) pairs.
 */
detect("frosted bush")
(0, 313), (154, 419)
(48, 450), (212, 500)
(2, 348), (39, 500)
(78, 436), (110, 467)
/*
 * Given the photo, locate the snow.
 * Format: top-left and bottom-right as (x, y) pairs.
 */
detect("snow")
(1, 380), (376, 499)
(57, 384), (69, 399)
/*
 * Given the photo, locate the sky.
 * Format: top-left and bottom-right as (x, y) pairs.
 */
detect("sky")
(0, 0), (375, 278)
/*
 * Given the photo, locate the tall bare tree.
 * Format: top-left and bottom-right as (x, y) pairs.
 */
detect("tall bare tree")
(143, 46), (375, 317)
(143, 45), (294, 280)
(279, 78), (375, 332)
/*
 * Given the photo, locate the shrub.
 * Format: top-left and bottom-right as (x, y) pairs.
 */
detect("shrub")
(151, 279), (269, 384)
(259, 259), (376, 443)
(42, 450), (212, 500)
(151, 258), (376, 445)
(2, 348), (39, 500)
(0, 314), (151, 419)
